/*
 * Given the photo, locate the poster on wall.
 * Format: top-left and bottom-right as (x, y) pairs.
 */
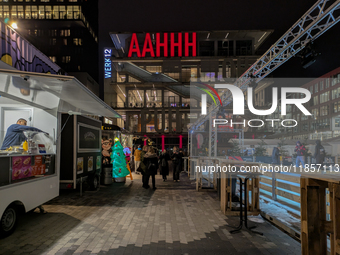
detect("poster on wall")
(88, 156), (93, 171)
(77, 157), (84, 174)
(96, 156), (101, 170)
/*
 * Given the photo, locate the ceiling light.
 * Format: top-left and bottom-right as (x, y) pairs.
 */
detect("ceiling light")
(207, 33), (210, 39)
(225, 33), (229, 39)
(258, 32), (267, 42)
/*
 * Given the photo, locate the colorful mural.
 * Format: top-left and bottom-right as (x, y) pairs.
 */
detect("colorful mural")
(0, 21), (63, 74)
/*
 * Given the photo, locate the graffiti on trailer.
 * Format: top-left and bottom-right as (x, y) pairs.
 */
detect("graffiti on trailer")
(0, 21), (63, 74)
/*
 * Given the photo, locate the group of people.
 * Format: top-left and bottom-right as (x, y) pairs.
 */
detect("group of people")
(272, 140), (326, 167)
(133, 145), (184, 190)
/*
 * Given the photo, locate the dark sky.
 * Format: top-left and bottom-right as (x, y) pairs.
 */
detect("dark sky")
(98, 0), (340, 85)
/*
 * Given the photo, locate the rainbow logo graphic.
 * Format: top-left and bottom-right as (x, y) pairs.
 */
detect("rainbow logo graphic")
(195, 83), (223, 115)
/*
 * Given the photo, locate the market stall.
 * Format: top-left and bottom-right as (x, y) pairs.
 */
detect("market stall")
(0, 69), (120, 237)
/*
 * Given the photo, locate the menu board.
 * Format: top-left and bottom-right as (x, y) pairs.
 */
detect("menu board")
(12, 155), (46, 181)
(78, 124), (100, 151)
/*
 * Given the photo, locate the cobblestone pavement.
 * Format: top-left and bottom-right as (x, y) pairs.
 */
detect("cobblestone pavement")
(0, 172), (301, 255)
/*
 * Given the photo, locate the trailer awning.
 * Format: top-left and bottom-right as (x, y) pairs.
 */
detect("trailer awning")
(0, 69), (121, 118)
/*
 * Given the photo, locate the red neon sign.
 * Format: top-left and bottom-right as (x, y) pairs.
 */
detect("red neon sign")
(128, 32), (196, 58)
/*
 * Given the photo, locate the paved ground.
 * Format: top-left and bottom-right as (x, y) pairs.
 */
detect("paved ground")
(0, 172), (301, 255)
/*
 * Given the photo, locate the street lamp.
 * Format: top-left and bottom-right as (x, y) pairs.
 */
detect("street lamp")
(11, 23), (18, 29)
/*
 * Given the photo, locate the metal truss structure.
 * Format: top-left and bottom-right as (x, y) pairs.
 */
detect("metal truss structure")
(191, 0), (340, 131)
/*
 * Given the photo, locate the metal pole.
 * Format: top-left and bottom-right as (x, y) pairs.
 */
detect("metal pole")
(209, 115), (212, 157)
(214, 124), (217, 157)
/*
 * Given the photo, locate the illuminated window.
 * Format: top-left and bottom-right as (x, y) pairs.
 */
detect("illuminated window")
(25, 5), (31, 19)
(38, 6), (44, 19)
(73, 38), (82, 45)
(45, 5), (51, 19)
(62, 56), (71, 63)
(18, 5), (24, 18)
(67, 5), (72, 19)
(63, 38), (67, 45)
(31, 5), (37, 19)
(49, 56), (56, 62)
(50, 38), (56, 45)
(11, 5), (17, 19)
(52, 6), (58, 19)
(59, 5), (65, 19)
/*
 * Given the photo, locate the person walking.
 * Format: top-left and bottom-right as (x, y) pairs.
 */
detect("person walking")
(294, 141), (306, 168)
(272, 147), (280, 164)
(159, 149), (170, 181)
(133, 145), (142, 174)
(141, 145), (148, 188)
(314, 140), (326, 166)
(143, 147), (159, 190)
(171, 146), (182, 182)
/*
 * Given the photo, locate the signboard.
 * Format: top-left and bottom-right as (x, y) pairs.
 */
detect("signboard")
(78, 123), (101, 152)
(128, 32), (197, 58)
(104, 48), (112, 79)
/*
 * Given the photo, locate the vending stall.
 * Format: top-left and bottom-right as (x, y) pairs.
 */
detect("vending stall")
(0, 69), (120, 237)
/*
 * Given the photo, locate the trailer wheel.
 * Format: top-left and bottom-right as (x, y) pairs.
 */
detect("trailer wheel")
(90, 175), (99, 190)
(0, 205), (18, 238)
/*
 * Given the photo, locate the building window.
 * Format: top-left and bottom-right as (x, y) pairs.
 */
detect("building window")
(18, 5), (24, 18)
(320, 80), (324, 91)
(49, 56), (56, 62)
(310, 86), (313, 94)
(31, 5), (37, 18)
(326, 78), (330, 88)
(60, 29), (70, 36)
(38, 6), (44, 19)
(320, 105), (328, 116)
(45, 5), (51, 19)
(312, 108), (319, 117)
(73, 38), (82, 45)
(63, 38), (67, 45)
(11, 5), (17, 19)
(62, 56), (71, 63)
(334, 102), (340, 113)
(50, 38), (56, 45)
(320, 91), (329, 104)
(236, 40), (252, 56)
(332, 88), (340, 99)
(313, 96), (318, 105)
(314, 83), (318, 93)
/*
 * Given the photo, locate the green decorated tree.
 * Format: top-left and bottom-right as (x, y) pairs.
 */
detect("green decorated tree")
(111, 140), (130, 178)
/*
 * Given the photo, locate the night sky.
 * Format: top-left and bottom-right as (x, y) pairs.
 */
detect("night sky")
(98, 0), (340, 88)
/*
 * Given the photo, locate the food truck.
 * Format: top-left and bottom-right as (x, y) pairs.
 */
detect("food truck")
(0, 69), (120, 237)
(59, 115), (103, 191)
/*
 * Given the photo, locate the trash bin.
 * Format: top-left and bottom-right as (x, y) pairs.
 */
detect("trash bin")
(101, 166), (113, 185)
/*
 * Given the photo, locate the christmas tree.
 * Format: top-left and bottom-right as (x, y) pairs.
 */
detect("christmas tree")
(111, 140), (130, 178)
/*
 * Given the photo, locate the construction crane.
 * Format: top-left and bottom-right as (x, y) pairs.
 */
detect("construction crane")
(189, 0), (340, 157)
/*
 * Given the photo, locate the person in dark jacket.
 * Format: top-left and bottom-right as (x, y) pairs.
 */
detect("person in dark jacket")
(272, 147), (280, 164)
(314, 140), (326, 165)
(143, 147), (159, 190)
(1, 118), (44, 150)
(294, 141), (306, 168)
(171, 146), (182, 182)
(159, 150), (170, 181)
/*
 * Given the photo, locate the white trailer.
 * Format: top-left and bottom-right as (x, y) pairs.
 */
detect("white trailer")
(0, 69), (120, 237)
